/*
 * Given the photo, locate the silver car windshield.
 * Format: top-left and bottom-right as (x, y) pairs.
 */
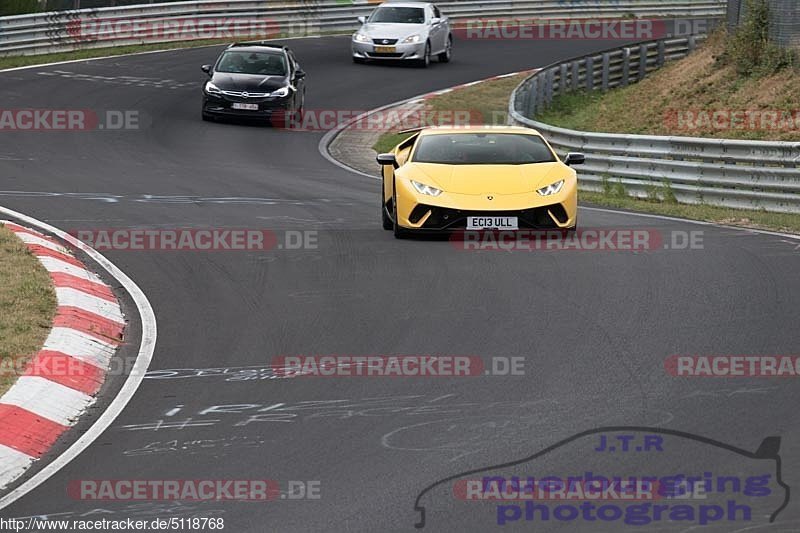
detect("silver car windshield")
(412, 134), (557, 165)
(368, 7), (425, 24)
(216, 51), (287, 76)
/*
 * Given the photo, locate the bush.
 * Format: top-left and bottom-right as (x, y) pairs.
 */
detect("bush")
(723, 0), (796, 76)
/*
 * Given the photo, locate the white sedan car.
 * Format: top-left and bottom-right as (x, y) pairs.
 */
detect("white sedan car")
(351, 2), (452, 67)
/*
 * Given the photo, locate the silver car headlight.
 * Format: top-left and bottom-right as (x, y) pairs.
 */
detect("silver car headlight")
(354, 33), (369, 42)
(411, 180), (442, 197)
(402, 34), (421, 44)
(204, 81), (222, 95)
(270, 86), (290, 97)
(536, 179), (565, 196)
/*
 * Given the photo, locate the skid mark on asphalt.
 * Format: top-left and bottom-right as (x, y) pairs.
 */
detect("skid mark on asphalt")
(382, 408), (677, 462)
(680, 386), (779, 399)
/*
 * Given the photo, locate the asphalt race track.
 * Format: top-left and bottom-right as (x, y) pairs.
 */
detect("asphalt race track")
(1, 33), (799, 532)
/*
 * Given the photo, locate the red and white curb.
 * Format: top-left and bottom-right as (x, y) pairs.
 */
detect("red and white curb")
(0, 221), (125, 490)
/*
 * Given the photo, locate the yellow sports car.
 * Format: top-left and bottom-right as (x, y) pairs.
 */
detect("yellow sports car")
(377, 126), (583, 238)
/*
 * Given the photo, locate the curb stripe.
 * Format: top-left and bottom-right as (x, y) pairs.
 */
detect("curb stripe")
(50, 272), (116, 303)
(0, 405), (67, 457)
(41, 327), (116, 368)
(28, 245), (85, 268)
(0, 210), (147, 503)
(53, 307), (124, 343)
(55, 288), (124, 324)
(38, 256), (103, 282)
(13, 232), (69, 254)
(24, 353), (104, 396)
(0, 376), (93, 427)
(0, 445), (33, 480)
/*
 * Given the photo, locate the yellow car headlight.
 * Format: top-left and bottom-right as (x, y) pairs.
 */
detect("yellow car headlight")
(411, 180), (443, 197)
(536, 179), (565, 196)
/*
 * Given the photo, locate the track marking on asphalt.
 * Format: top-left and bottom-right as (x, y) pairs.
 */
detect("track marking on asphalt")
(0, 205), (157, 511)
(0, 190), (353, 206)
(0, 34), (350, 75)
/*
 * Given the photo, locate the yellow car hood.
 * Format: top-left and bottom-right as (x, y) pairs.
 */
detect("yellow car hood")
(409, 162), (565, 195)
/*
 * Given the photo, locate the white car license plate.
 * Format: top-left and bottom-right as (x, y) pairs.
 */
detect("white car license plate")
(232, 103), (259, 111)
(466, 216), (518, 230)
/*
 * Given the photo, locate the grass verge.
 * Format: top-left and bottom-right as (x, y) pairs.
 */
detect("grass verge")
(535, 31), (800, 142)
(581, 191), (800, 234)
(372, 71), (529, 153)
(0, 225), (57, 395)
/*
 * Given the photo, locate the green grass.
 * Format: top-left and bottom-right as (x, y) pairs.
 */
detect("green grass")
(581, 190), (800, 234)
(532, 31), (800, 142)
(372, 72), (529, 153)
(373, 132), (415, 154)
(0, 225), (57, 395)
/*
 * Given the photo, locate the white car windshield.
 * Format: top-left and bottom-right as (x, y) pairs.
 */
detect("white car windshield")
(368, 7), (425, 24)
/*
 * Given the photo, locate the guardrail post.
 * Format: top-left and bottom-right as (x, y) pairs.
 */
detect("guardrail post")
(688, 35), (697, 52)
(638, 44), (648, 80)
(586, 56), (594, 92)
(545, 69), (554, 107)
(536, 74), (545, 111)
(657, 40), (666, 67)
(621, 47), (630, 87)
(571, 61), (580, 92)
(527, 78), (537, 117)
(601, 53), (610, 91)
(559, 63), (568, 95)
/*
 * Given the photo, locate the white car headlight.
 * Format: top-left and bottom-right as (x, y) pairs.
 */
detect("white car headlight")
(354, 33), (369, 42)
(270, 86), (290, 98)
(204, 81), (222, 95)
(402, 34), (421, 44)
(536, 179), (565, 196)
(411, 180), (442, 197)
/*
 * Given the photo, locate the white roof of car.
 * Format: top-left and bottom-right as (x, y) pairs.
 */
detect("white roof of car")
(376, 2), (431, 7)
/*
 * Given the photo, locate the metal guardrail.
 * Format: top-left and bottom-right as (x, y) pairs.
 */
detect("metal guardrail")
(509, 37), (800, 214)
(0, 0), (727, 56)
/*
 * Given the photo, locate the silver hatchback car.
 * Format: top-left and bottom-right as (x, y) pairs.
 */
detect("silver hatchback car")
(352, 2), (452, 67)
